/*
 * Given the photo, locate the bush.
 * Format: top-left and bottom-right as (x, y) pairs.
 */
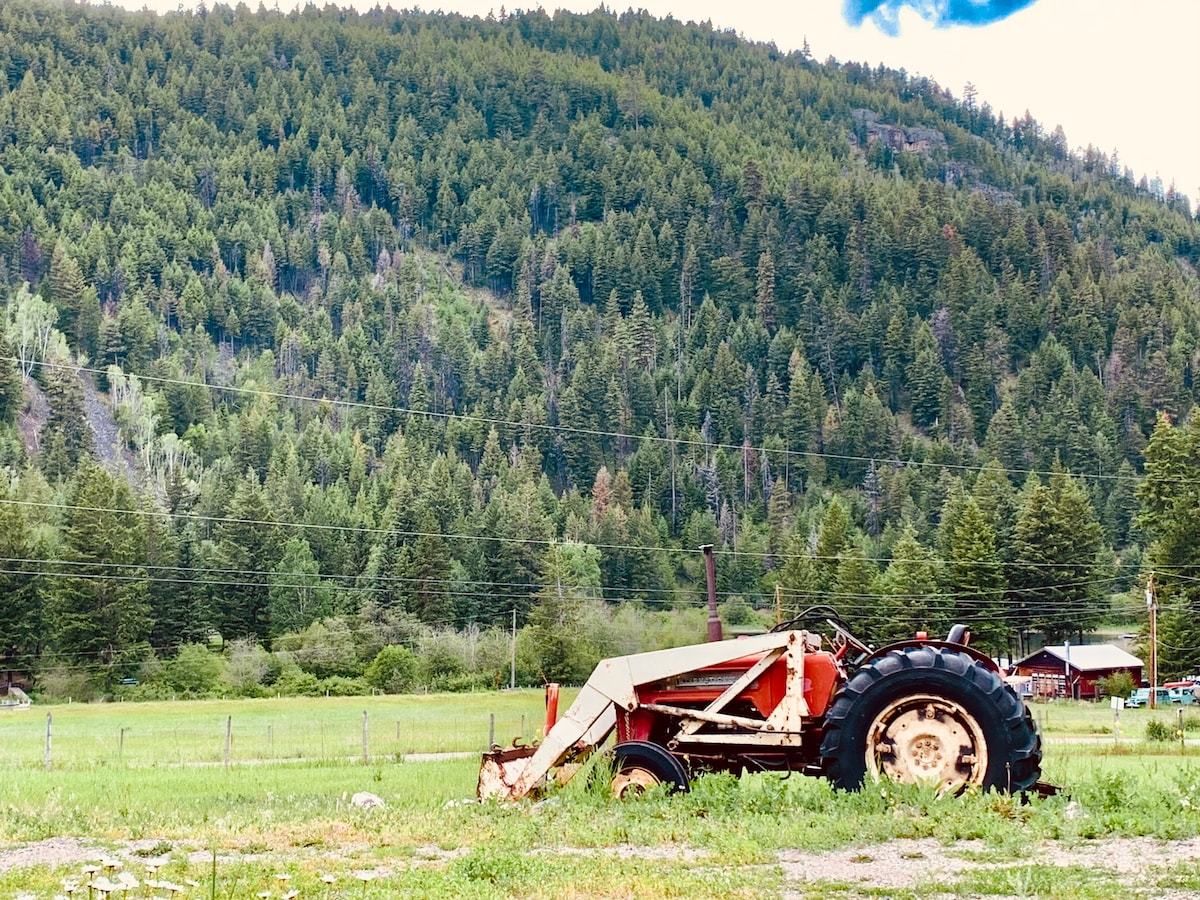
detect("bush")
(34, 664), (99, 703)
(120, 681), (179, 701)
(417, 630), (469, 686)
(1096, 671), (1136, 699)
(318, 676), (369, 697)
(290, 618), (363, 679)
(1144, 718), (1178, 742)
(223, 638), (273, 696)
(273, 667), (321, 697)
(364, 645), (419, 694)
(164, 644), (226, 697)
(719, 596), (760, 628)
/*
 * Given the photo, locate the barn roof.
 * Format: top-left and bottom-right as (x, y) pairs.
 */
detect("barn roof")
(1015, 644), (1142, 671)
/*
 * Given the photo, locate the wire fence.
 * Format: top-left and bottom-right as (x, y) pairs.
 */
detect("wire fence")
(0, 692), (556, 771)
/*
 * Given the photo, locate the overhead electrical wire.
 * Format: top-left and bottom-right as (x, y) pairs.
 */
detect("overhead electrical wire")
(0, 356), (1181, 666)
(6, 355), (1173, 487)
(0, 492), (1160, 574)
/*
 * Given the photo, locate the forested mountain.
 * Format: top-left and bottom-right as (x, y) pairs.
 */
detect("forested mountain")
(1, 0), (1198, 695)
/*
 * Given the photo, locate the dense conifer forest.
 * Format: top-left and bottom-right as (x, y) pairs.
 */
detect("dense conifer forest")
(1, 0), (1198, 696)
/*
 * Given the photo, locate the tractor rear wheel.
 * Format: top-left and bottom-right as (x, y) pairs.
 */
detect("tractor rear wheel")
(609, 741), (690, 798)
(820, 646), (1041, 794)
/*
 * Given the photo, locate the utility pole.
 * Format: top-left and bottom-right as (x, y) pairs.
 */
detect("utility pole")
(1147, 574), (1158, 710)
(774, 583), (782, 627)
(1064, 639), (1071, 700)
(701, 544), (722, 642)
(510, 608), (517, 690)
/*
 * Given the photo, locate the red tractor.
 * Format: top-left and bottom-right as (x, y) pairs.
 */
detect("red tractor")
(479, 610), (1042, 800)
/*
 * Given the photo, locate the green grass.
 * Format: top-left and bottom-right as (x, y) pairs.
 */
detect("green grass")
(6, 693), (1196, 774)
(0, 690), (565, 770)
(6, 695), (1200, 898)
(1024, 697), (1200, 739)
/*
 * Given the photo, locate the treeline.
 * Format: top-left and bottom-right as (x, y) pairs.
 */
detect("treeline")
(0, 1), (1199, 693)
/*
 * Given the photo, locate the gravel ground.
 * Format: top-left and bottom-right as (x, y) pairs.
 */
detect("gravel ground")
(6, 833), (1200, 895)
(779, 836), (1200, 898)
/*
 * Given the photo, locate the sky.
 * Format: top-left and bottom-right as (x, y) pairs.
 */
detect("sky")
(124, 0), (1199, 202)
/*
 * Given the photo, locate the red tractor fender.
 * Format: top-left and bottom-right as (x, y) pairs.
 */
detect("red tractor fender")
(863, 639), (1001, 674)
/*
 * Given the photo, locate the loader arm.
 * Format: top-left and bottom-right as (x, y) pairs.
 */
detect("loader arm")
(479, 631), (809, 801)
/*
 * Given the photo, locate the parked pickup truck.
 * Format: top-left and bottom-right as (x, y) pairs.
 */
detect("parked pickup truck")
(1127, 687), (1174, 708)
(1169, 687), (1196, 705)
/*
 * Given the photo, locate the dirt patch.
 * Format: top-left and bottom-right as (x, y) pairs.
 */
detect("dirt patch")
(0, 837), (170, 873)
(8, 833), (1200, 895)
(17, 375), (48, 456)
(779, 836), (1200, 896)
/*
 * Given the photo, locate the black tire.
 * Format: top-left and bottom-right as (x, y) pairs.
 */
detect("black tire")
(609, 741), (690, 797)
(820, 646), (1041, 794)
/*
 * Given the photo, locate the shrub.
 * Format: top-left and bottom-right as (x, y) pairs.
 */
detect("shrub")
(273, 667), (321, 697)
(291, 618), (363, 679)
(120, 681), (178, 701)
(164, 644), (226, 697)
(223, 638), (273, 696)
(1096, 671), (1136, 699)
(364, 645), (419, 694)
(34, 664), (99, 703)
(318, 676), (369, 697)
(417, 630), (470, 686)
(1145, 718), (1177, 742)
(719, 595), (759, 627)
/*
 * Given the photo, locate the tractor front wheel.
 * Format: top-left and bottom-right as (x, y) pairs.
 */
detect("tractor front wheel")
(820, 646), (1040, 794)
(609, 741), (690, 798)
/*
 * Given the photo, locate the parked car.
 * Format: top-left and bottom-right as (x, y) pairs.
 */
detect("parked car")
(1169, 687), (1195, 705)
(1127, 687), (1174, 708)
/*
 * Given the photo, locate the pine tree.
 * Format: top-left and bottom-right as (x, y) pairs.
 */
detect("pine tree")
(212, 470), (282, 641)
(943, 497), (1008, 654)
(873, 523), (942, 645)
(40, 369), (92, 480)
(1135, 414), (1200, 676)
(0, 475), (47, 679)
(1008, 468), (1104, 647)
(48, 461), (150, 687)
(528, 540), (606, 683)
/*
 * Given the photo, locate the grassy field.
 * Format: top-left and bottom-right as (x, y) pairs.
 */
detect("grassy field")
(3, 694), (1200, 898)
(0, 691), (561, 770)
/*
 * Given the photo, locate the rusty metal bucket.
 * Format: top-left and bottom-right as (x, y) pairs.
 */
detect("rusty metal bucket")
(478, 743), (539, 801)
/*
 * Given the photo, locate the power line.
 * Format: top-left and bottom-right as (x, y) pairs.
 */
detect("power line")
(9, 355), (1165, 487)
(0, 492), (1156, 573)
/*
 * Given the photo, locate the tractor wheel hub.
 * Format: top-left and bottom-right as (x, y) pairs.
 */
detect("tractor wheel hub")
(866, 693), (988, 791)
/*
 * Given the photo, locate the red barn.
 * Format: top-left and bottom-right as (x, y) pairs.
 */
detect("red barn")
(1013, 644), (1142, 700)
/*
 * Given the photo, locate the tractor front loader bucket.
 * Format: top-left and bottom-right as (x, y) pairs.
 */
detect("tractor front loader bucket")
(478, 631), (807, 801)
(479, 684), (618, 800)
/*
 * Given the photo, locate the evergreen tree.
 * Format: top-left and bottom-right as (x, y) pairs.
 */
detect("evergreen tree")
(1008, 468), (1104, 647)
(0, 473), (49, 679)
(48, 461), (150, 688)
(269, 537), (335, 637)
(40, 369), (92, 480)
(528, 540), (606, 683)
(942, 496), (1008, 654)
(212, 470), (282, 641)
(873, 523), (942, 645)
(1135, 413), (1200, 676)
